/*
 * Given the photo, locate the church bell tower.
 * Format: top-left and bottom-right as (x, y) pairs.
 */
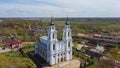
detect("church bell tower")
(62, 18), (72, 60)
(47, 17), (58, 65)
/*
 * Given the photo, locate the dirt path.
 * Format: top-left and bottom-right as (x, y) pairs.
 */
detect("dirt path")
(22, 42), (35, 44)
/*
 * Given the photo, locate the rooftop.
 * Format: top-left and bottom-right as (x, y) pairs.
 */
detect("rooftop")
(89, 49), (100, 53)
(40, 36), (48, 41)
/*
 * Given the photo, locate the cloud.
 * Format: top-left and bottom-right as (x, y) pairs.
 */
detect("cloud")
(0, 0), (120, 17)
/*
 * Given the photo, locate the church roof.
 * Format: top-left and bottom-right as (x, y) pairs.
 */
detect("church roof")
(40, 36), (48, 41)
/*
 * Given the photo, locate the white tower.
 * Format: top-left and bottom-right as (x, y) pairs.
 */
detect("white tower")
(47, 17), (58, 65)
(62, 18), (72, 61)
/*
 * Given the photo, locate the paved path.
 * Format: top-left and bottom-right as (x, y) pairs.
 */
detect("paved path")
(0, 47), (11, 53)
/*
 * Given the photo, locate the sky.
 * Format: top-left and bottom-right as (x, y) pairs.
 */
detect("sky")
(0, 0), (120, 17)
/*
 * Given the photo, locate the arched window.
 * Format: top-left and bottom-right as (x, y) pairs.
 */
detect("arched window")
(69, 52), (70, 54)
(68, 42), (70, 47)
(68, 32), (70, 37)
(53, 33), (55, 39)
(52, 26), (54, 29)
(49, 33), (50, 39)
(45, 54), (47, 58)
(53, 44), (55, 50)
(64, 32), (66, 37)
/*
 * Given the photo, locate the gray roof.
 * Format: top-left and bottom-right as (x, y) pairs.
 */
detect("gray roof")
(40, 36), (48, 41)
(36, 42), (47, 50)
(89, 49), (101, 53)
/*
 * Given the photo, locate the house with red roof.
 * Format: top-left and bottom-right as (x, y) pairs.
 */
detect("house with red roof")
(3, 40), (22, 49)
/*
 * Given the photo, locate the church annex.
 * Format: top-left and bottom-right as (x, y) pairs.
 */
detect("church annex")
(35, 18), (72, 65)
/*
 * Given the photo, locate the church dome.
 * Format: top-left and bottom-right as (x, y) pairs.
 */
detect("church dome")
(50, 17), (54, 26)
(65, 18), (70, 25)
(50, 21), (54, 25)
(65, 21), (70, 25)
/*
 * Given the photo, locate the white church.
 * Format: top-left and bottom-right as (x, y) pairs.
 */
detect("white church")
(35, 18), (72, 65)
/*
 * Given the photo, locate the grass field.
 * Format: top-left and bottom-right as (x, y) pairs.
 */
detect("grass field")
(0, 44), (3, 47)
(22, 44), (35, 53)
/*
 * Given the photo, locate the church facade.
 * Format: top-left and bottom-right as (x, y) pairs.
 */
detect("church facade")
(35, 18), (72, 65)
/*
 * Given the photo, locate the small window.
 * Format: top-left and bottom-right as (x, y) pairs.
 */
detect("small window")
(52, 27), (54, 29)
(64, 32), (66, 37)
(53, 44), (55, 50)
(46, 54), (47, 58)
(69, 52), (70, 54)
(43, 51), (44, 55)
(53, 33), (55, 39)
(68, 32), (69, 37)
(49, 34), (50, 39)
(68, 42), (70, 47)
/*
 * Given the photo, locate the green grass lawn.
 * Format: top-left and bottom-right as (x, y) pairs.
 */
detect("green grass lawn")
(86, 60), (99, 68)
(21, 44), (35, 53)
(108, 48), (120, 61)
(0, 54), (36, 68)
(0, 51), (23, 58)
(0, 44), (3, 47)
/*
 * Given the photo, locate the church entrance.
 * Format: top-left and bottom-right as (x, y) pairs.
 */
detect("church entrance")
(61, 58), (63, 62)
(58, 58), (59, 63)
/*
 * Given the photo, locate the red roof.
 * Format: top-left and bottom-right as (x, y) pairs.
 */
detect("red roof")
(11, 40), (22, 45)
(4, 43), (11, 48)
(4, 40), (22, 48)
